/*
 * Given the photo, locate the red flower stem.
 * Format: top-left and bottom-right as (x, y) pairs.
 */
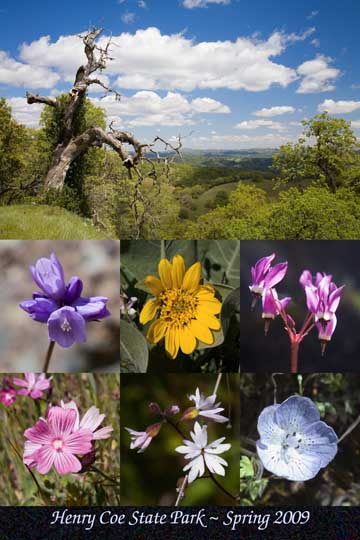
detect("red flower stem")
(299, 311), (314, 337)
(290, 341), (300, 373)
(43, 341), (55, 374)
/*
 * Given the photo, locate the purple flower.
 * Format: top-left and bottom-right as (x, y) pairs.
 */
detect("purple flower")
(262, 289), (291, 320)
(125, 423), (162, 453)
(300, 270), (344, 346)
(20, 253), (110, 348)
(250, 254), (288, 297)
(13, 373), (52, 399)
(256, 395), (338, 481)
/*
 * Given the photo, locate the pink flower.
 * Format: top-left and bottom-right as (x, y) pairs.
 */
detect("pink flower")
(262, 289), (291, 320)
(13, 373), (52, 399)
(0, 388), (17, 406)
(250, 254), (288, 297)
(23, 407), (93, 474)
(60, 400), (113, 440)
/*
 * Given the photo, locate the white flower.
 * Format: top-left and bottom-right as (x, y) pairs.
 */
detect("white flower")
(188, 387), (228, 423)
(175, 421), (231, 483)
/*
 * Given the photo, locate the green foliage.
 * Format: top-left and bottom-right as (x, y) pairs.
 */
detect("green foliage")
(0, 205), (109, 239)
(0, 98), (28, 201)
(273, 112), (360, 192)
(266, 186), (360, 239)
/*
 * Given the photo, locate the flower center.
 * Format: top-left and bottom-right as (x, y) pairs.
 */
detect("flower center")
(281, 431), (303, 460)
(52, 438), (64, 451)
(61, 318), (72, 332)
(159, 289), (198, 326)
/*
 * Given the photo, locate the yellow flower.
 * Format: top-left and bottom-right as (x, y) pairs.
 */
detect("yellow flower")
(140, 255), (222, 359)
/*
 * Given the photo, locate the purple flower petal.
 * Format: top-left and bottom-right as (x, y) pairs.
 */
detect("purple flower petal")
(20, 297), (59, 323)
(65, 277), (83, 304)
(73, 296), (110, 320)
(48, 307), (86, 348)
(30, 253), (66, 301)
(264, 262), (288, 289)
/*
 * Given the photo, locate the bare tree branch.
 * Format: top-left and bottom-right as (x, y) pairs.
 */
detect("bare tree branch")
(26, 92), (57, 108)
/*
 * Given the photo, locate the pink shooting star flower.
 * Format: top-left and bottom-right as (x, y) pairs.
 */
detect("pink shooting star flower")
(13, 373), (52, 399)
(23, 407), (93, 475)
(262, 289), (291, 335)
(300, 270), (344, 351)
(125, 423), (162, 453)
(249, 254), (288, 307)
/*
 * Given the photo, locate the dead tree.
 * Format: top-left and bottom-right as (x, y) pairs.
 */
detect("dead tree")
(26, 27), (147, 191)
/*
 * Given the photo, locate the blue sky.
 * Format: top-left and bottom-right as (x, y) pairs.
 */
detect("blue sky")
(0, 0), (359, 148)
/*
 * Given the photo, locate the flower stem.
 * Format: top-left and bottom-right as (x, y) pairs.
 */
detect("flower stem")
(89, 465), (120, 486)
(43, 341), (55, 374)
(290, 341), (299, 373)
(208, 470), (239, 502)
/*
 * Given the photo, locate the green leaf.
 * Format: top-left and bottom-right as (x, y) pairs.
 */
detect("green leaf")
(240, 456), (254, 479)
(120, 320), (149, 373)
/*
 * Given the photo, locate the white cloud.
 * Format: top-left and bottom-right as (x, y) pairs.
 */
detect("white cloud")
(19, 28), (299, 93)
(286, 27), (316, 43)
(235, 119), (286, 131)
(311, 38), (320, 47)
(318, 99), (360, 114)
(0, 50), (59, 89)
(297, 55), (340, 93)
(138, 0), (147, 7)
(307, 10), (319, 20)
(6, 97), (44, 127)
(253, 105), (295, 117)
(183, 0), (230, 8)
(191, 97), (230, 113)
(91, 91), (230, 126)
(351, 120), (360, 128)
(121, 12), (136, 24)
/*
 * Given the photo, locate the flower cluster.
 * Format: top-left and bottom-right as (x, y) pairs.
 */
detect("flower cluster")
(23, 401), (113, 475)
(300, 270), (344, 350)
(256, 395), (338, 481)
(0, 373), (52, 406)
(249, 253), (344, 361)
(20, 253), (110, 348)
(140, 255), (222, 359)
(125, 387), (231, 487)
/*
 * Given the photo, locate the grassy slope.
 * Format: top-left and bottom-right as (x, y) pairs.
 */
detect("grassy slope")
(0, 205), (111, 239)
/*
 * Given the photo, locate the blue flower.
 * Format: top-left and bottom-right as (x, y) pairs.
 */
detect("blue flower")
(20, 253), (110, 348)
(256, 395), (338, 481)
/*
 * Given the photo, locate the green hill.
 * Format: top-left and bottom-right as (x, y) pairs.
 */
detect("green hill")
(0, 205), (111, 239)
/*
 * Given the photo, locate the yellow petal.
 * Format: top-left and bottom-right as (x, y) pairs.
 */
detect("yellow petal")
(196, 312), (221, 330)
(145, 276), (163, 296)
(165, 326), (180, 359)
(199, 300), (222, 315)
(182, 262), (201, 291)
(179, 325), (196, 355)
(139, 299), (159, 325)
(147, 320), (167, 344)
(189, 319), (214, 345)
(158, 259), (173, 289)
(171, 255), (185, 289)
